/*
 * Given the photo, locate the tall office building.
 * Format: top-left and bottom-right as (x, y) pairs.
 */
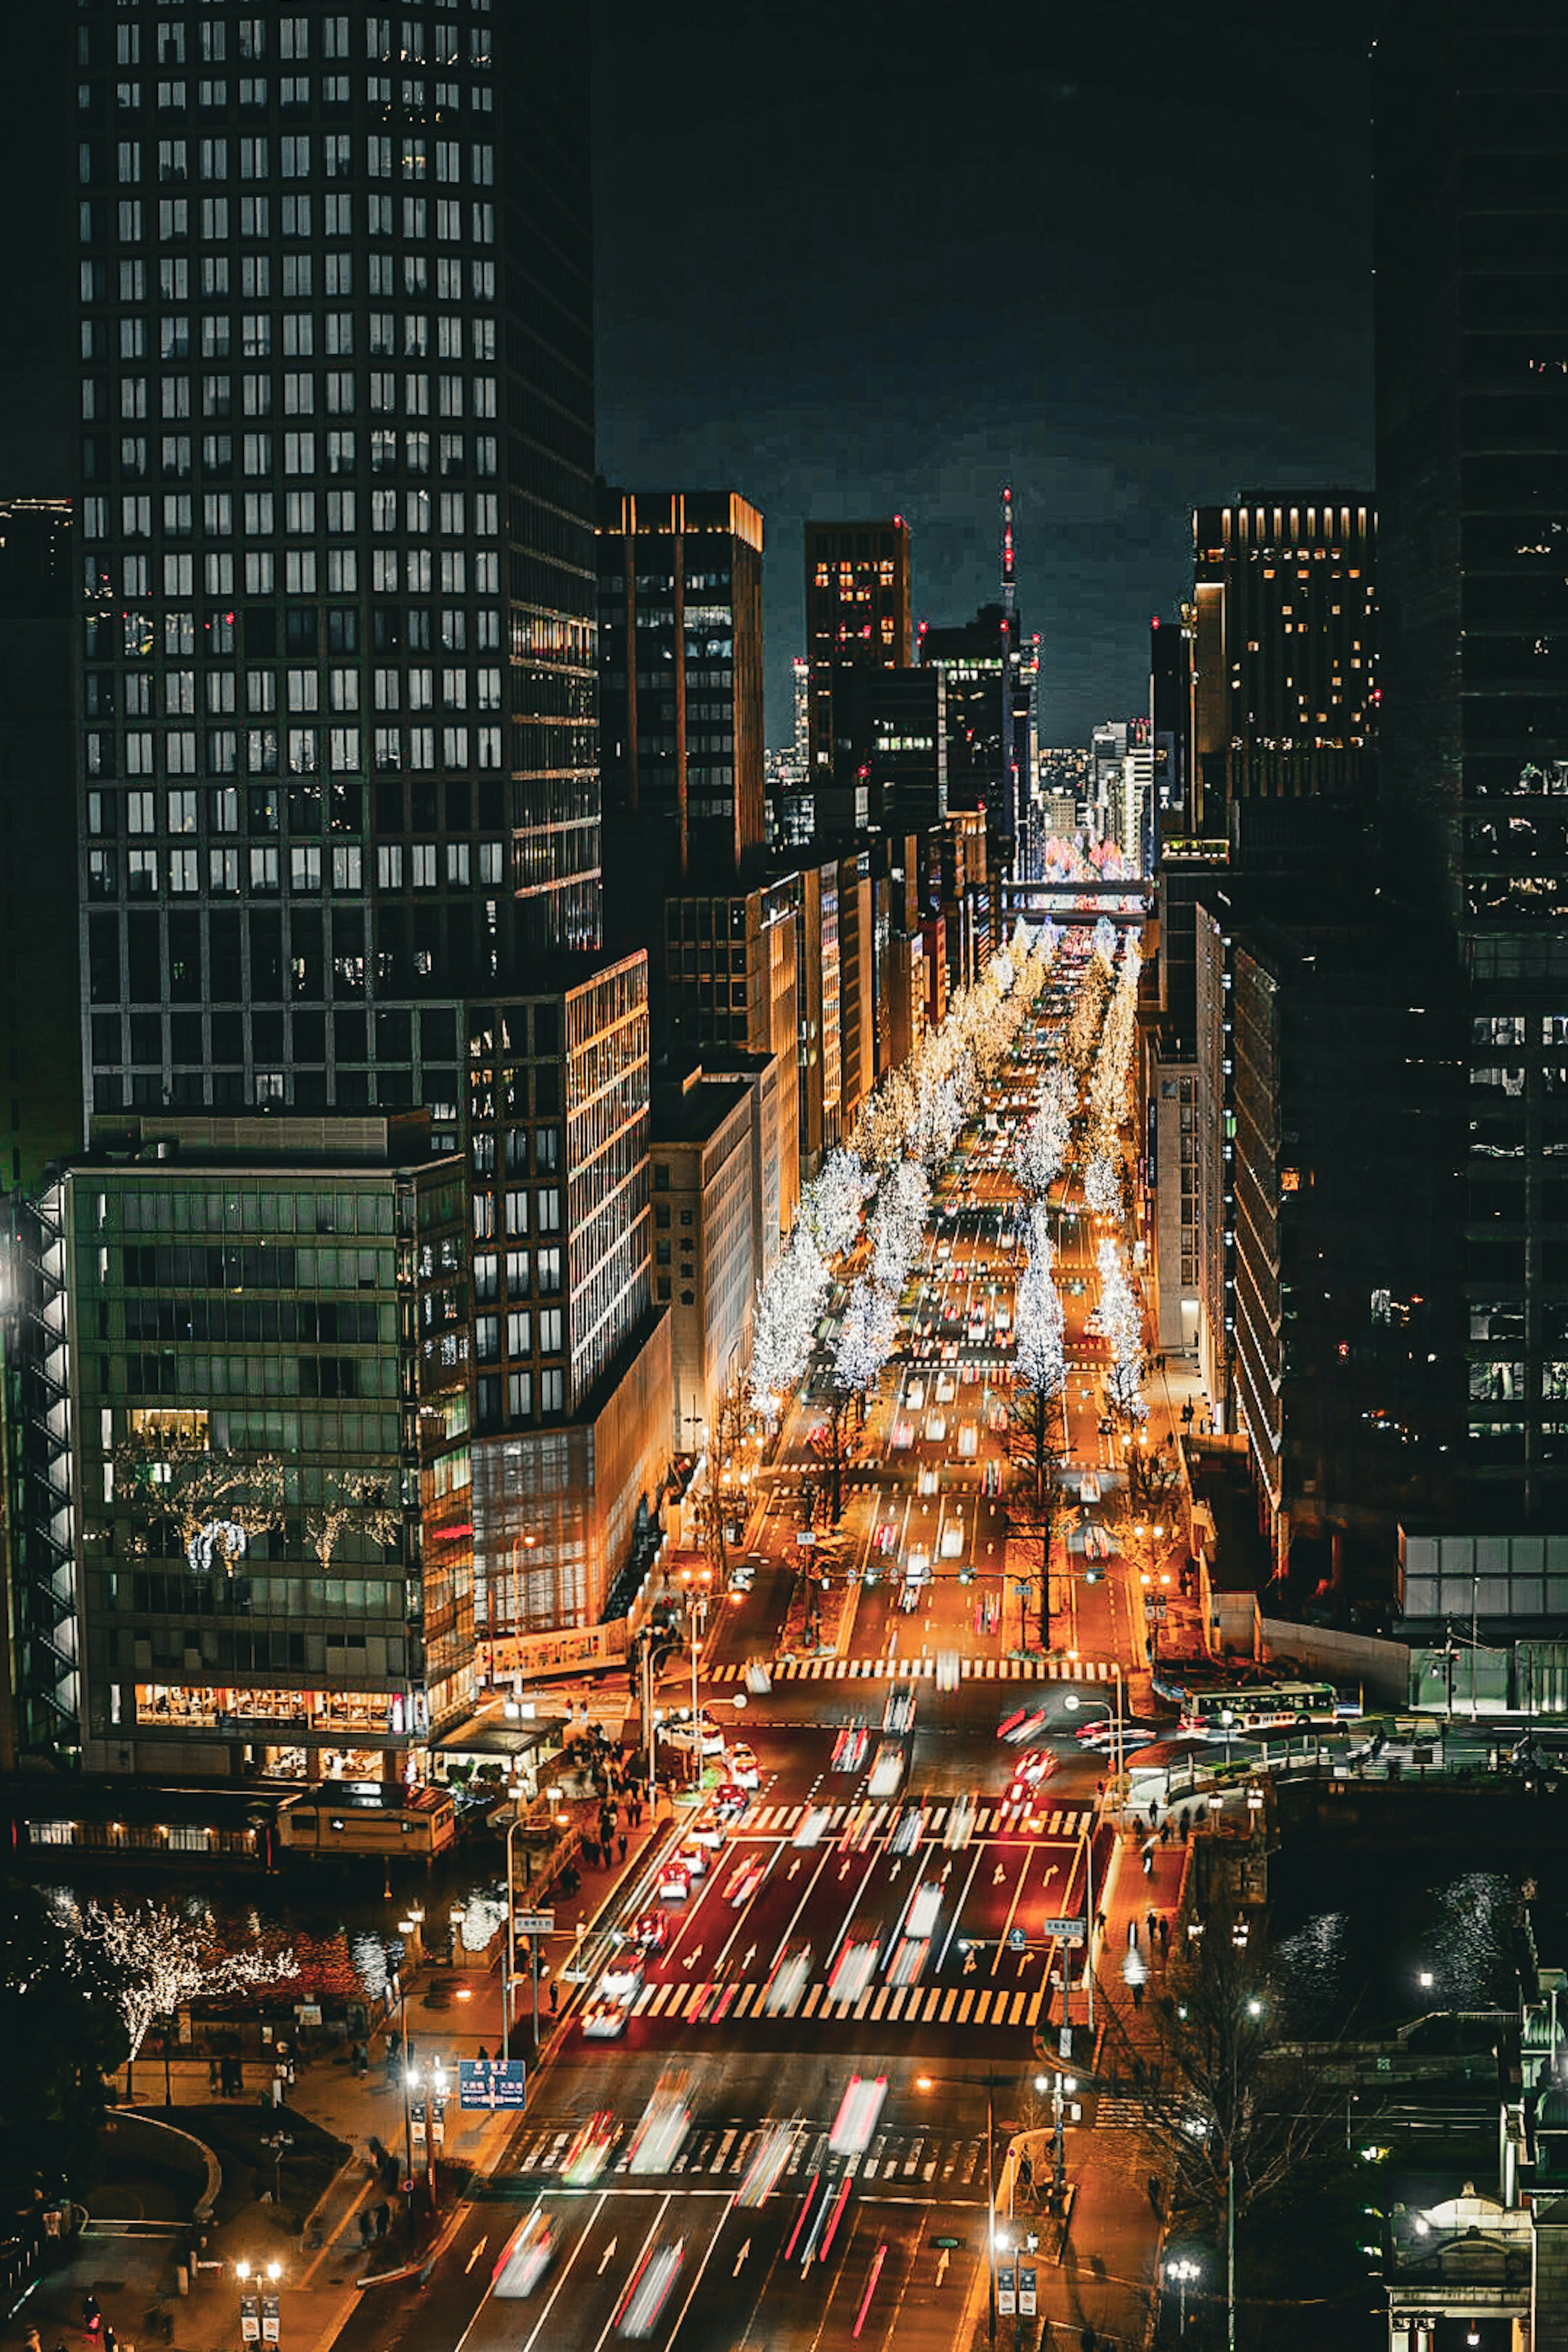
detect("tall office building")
(1375, 1), (1568, 1531)
(804, 518), (912, 786)
(919, 604), (1036, 870)
(74, 2), (599, 1128)
(1149, 608), (1195, 838)
(595, 487), (765, 921)
(1192, 500), (1376, 826)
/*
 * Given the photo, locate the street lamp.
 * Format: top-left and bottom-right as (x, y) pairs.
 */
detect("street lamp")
(1033, 2070), (1078, 2197)
(1167, 2254), (1201, 2334)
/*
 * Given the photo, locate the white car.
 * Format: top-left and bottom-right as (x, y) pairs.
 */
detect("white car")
(598, 1951), (645, 2004)
(943, 1794), (976, 1849)
(906, 1880), (942, 1939)
(728, 1744), (761, 1789)
(581, 1999), (628, 2040)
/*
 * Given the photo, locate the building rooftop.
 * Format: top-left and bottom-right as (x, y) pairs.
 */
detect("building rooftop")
(651, 1070), (751, 1147)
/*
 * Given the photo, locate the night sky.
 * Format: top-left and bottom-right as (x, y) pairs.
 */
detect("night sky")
(0, 2), (1381, 751)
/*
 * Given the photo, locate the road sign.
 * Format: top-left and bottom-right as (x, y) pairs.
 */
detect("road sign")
(1146, 1599), (1169, 1621)
(239, 2299), (260, 2345)
(997, 2267), (1017, 2316)
(514, 1911), (555, 1936)
(797, 1530), (816, 1547)
(1019, 2265), (1038, 2317)
(1041, 1915), (1087, 1944)
(261, 2294), (280, 2344)
(458, 2057), (528, 2111)
(1007, 1926), (1027, 1951)
(931, 2236), (964, 2250)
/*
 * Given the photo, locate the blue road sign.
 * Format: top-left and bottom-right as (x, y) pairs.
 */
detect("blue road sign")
(458, 2058), (528, 2111)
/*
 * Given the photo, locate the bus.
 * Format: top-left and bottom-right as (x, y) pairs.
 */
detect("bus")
(1178, 1681), (1354, 1737)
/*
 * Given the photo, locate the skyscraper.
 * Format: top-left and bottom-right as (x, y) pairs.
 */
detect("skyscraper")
(1192, 499), (1376, 827)
(595, 486), (765, 921)
(919, 604), (1036, 872)
(1375, 0), (1568, 1529)
(74, 3), (599, 1127)
(804, 517), (912, 788)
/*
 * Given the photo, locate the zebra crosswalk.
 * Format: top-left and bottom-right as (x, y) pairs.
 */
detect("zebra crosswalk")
(708, 1654), (1116, 1685)
(623, 1975), (1049, 2031)
(509, 2120), (998, 2189)
(734, 1797), (1093, 1842)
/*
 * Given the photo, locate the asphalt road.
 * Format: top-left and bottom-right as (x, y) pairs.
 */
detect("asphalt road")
(338, 961), (1163, 2352)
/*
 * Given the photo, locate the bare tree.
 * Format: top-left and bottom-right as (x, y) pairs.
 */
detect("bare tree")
(114, 1421), (284, 1575)
(1004, 1394), (1076, 1642)
(1127, 1907), (1339, 2257)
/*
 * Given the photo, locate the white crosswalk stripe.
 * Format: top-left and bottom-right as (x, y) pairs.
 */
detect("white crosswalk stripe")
(728, 1798), (1091, 1842)
(707, 1656), (1115, 1685)
(606, 1948), (1079, 2029)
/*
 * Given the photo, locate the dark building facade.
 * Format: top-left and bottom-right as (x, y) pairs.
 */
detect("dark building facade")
(1149, 608), (1195, 838)
(595, 486), (765, 922)
(919, 603), (1034, 871)
(804, 517), (912, 791)
(1375, 1), (1568, 1528)
(73, 2), (600, 1128)
(1192, 499), (1376, 824)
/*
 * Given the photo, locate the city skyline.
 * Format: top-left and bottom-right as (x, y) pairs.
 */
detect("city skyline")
(0, 2), (1383, 746)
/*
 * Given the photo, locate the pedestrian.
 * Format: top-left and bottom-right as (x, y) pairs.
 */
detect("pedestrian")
(1127, 1919), (1138, 1949)
(477, 2044), (488, 2062)
(1146, 1907), (1156, 1942)
(1132, 1979), (1144, 2011)
(1159, 1916), (1170, 1954)
(1147, 2172), (1162, 2212)
(1160, 1819), (1172, 1846)
(1178, 1807), (1191, 1838)
(548, 1980), (559, 2016)
(1081, 2326), (1097, 2352)
(618, 1831), (628, 1864)
(208, 2057), (221, 2094)
(1148, 1802), (1159, 1830)
(358, 2209), (372, 2252)
(1142, 1846), (1154, 1878)
(375, 2200), (390, 2241)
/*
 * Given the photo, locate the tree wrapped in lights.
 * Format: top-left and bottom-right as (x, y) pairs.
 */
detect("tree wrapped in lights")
(749, 1226), (828, 1417)
(833, 1278), (898, 1405)
(69, 1897), (298, 2094)
(1065, 950), (1112, 1082)
(1016, 1066), (1075, 1200)
(1097, 1236), (1148, 1426)
(1008, 1223), (1071, 1643)
(870, 1158), (930, 1296)
(305, 1470), (403, 1571)
(799, 1146), (869, 1262)
(1083, 1150), (1123, 1220)
(114, 1420), (285, 1577)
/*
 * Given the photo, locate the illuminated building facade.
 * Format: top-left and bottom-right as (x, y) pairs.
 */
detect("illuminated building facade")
(43, 1114), (473, 1780)
(595, 487), (766, 915)
(1192, 500), (1376, 825)
(804, 518), (912, 785)
(72, 1), (600, 1130)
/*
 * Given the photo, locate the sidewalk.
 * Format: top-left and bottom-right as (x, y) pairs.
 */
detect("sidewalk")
(22, 1783), (675, 2352)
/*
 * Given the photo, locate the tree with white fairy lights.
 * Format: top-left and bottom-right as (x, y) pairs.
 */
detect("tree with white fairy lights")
(114, 1421), (285, 1577)
(69, 1896), (298, 2099)
(749, 1224), (828, 1417)
(1008, 1222), (1072, 1644)
(1097, 1236), (1148, 1427)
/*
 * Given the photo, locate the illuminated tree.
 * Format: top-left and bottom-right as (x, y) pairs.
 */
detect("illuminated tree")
(305, 1470), (403, 1571)
(1097, 1236), (1148, 1426)
(750, 1226), (829, 1416)
(114, 1421), (285, 1577)
(69, 1897), (298, 2095)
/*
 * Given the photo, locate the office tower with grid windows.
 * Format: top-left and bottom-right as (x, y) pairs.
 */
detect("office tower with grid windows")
(595, 487), (765, 932)
(1375, 0), (1568, 1538)
(1191, 499), (1376, 829)
(73, 1), (599, 1130)
(804, 518), (912, 791)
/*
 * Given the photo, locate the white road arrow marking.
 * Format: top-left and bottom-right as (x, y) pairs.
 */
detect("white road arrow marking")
(598, 2238), (618, 2276)
(936, 2248), (951, 2285)
(733, 2238), (752, 2275)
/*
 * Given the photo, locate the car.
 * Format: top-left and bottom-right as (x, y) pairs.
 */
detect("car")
(883, 1686), (916, 1735)
(839, 1801), (879, 1853)
(868, 1740), (906, 1797)
(886, 1933), (929, 1986)
(724, 1855), (765, 1906)
(657, 1859), (691, 1902)
(1011, 1749), (1058, 1788)
(728, 1743), (760, 1789)
(875, 1520), (898, 1553)
(598, 1950), (645, 2004)
(615, 2236), (686, 2339)
(889, 1802), (927, 1855)
(828, 1936), (880, 2004)
(793, 1803), (833, 1848)
(906, 1380), (926, 1410)
(997, 1704), (1049, 1745)
(831, 1724), (869, 1773)
(561, 2111), (618, 2186)
(492, 2210), (556, 2297)
(728, 1567), (753, 1594)
(630, 1909), (669, 1954)
(892, 1418), (914, 1448)
(762, 1944), (812, 2015)
(677, 1837), (710, 1880)
(687, 1810), (729, 1848)
(943, 1793), (976, 1848)
(662, 1707), (727, 1756)
(906, 1880), (942, 1938)
(1097, 1415), (1115, 1437)
(710, 1782), (750, 1820)
(627, 2071), (691, 2175)
(581, 1999), (628, 2040)
(1075, 1718), (1159, 1754)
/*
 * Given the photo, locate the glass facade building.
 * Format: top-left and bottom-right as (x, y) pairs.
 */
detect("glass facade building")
(72, 0), (599, 1129)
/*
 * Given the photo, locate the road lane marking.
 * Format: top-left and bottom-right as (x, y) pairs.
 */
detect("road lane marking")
(940, 1988), (958, 2021)
(1009, 1990), (1027, 2025)
(957, 1989), (975, 2023)
(803, 1983), (824, 2016)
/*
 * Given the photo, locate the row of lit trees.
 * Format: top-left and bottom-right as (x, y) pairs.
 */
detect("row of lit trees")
(112, 1421), (401, 1580)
